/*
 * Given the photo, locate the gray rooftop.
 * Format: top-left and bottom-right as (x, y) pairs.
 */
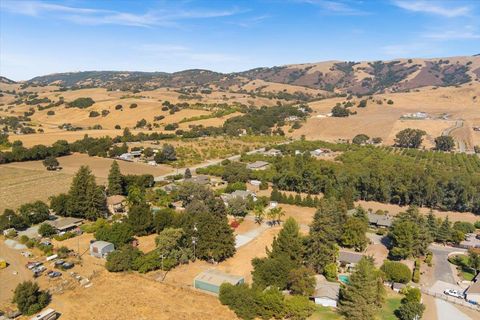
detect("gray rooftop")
(194, 269), (244, 286)
(314, 275), (340, 300)
(368, 213), (393, 227)
(246, 161), (269, 169)
(46, 217), (83, 231)
(338, 251), (364, 264)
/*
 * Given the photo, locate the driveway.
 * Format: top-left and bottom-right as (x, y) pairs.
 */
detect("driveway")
(435, 298), (472, 320)
(429, 244), (466, 285)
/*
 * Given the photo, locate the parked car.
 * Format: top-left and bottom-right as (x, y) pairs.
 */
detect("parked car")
(47, 270), (62, 278)
(444, 289), (464, 299)
(26, 262), (42, 270)
(32, 265), (46, 274)
(61, 262), (74, 270)
(54, 260), (65, 267)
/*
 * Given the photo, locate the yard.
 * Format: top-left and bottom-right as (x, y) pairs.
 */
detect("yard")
(448, 254), (477, 281)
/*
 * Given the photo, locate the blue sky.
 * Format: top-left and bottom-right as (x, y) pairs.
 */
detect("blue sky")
(1, 0), (479, 80)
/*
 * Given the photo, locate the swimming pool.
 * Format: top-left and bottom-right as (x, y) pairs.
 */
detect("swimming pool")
(339, 275), (350, 284)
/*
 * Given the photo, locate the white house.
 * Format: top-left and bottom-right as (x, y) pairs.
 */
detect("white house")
(312, 275), (340, 308)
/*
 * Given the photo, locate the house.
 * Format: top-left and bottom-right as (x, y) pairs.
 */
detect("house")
(184, 175), (211, 186)
(29, 308), (57, 320)
(222, 190), (257, 204)
(264, 148), (282, 156)
(90, 241), (115, 258)
(194, 269), (244, 294)
(246, 161), (269, 171)
(392, 282), (407, 293)
(465, 274), (480, 304)
(46, 217), (83, 233)
(368, 213), (393, 228)
(118, 153), (133, 161)
(338, 251), (364, 269)
(312, 275), (340, 308)
(107, 195), (126, 215)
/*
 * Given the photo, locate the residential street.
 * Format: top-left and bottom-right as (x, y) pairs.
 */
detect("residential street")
(435, 298), (472, 320)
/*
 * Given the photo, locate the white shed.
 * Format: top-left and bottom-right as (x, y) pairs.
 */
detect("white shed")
(90, 241), (115, 258)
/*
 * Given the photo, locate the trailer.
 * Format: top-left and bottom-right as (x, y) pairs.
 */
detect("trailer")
(30, 308), (57, 320)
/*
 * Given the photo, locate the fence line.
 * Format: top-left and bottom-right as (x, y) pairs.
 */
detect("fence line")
(421, 289), (480, 312)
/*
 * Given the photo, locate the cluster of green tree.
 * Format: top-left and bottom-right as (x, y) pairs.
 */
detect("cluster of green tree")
(12, 281), (50, 315)
(395, 287), (425, 320)
(387, 208), (477, 261)
(219, 284), (315, 320)
(0, 139), (70, 164)
(105, 227), (192, 273)
(0, 201), (50, 232)
(49, 166), (107, 220)
(113, 127), (175, 143)
(107, 161), (154, 196)
(223, 105), (306, 136)
(331, 105), (352, 117)
(270, 188), (322, 207)
(270, 145), (480, 213)
(154, 144), (177, 163)
(219, 217), (316, 319)
(66, 97), (95, 109)
(394, 128), (426, 148)
(104, 182), (236, 274)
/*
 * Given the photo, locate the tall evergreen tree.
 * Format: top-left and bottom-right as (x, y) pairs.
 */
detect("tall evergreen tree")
(338, 257), (385, 320)
(269, 217), (303, 267)
(108, 160), (123, 195)
(67, 166), (107, 220)
(437, 216), (451, 244)
(184, 168), (192, 179)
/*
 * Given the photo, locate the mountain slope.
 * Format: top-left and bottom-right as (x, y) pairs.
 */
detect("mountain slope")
(21, 55), (480, 95)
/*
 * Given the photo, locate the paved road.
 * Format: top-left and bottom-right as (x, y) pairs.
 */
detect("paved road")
(429, 244), (466, 285)
(435, 298), (472, 320)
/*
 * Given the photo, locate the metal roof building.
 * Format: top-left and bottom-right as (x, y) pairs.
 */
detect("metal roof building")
(194, 269), (244, 294)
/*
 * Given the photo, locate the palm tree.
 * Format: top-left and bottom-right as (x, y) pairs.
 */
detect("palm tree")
(275, 207), (286, 224)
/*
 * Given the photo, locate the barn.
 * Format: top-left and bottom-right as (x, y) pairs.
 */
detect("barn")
(90, 241), (115, 258)
(194, 269), (244, 294)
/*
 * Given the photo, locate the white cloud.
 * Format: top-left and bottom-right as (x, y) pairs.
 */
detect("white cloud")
(381, 43), (438, 57)
(393, 0), (471, 17)
(423, 30), (480, 40)
(0, 0), (243, 28)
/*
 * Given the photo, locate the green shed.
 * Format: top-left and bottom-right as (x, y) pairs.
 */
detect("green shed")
(194, 269), (244, 294)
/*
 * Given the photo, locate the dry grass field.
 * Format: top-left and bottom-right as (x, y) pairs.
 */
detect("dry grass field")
(292, 83), (480, 150)
(0, 166), (72, 212)
(0, 153), (173, 211)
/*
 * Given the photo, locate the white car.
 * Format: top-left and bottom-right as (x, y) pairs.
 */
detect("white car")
(444, 289), (464, 299)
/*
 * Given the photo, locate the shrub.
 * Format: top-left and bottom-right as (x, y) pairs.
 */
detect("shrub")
(475, 221), (480, 229)
(89, 111), (100, 117)
(46, 110), (55, 116)
(12, 281), (50, 315)
(106, 245), (142, 272)
(56, 246), (71, 258)
(323, 262), (338, 281)
(38, 223), (56, 237)
(114, 124), (121, 129)
(129, 103), (138, 109)
(115, 104), (123, 110)
(380, 260), (412, 283)
(259, 181), (268, 190)
(387, 99), (394, 105)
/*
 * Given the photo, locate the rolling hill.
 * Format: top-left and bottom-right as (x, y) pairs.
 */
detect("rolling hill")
(23, 55), (480, 95)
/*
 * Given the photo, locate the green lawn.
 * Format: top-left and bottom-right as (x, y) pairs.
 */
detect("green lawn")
(377, 295), (402, 320)
(461, 270), (476, 281)
(309, 294), (402, 320)
(309, 306), (343, 320)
